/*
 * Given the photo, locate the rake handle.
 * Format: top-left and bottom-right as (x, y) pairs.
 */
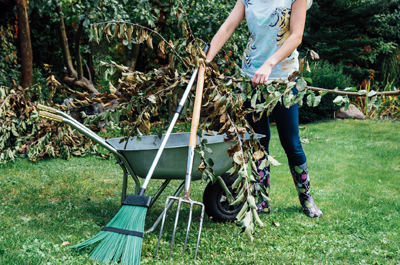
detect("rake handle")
(189, 59), (205, 147)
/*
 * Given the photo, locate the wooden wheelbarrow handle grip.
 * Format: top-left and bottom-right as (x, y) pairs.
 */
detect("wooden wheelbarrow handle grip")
(189, 59), (206, 147)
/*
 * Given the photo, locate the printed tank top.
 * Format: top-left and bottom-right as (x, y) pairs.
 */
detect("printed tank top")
(241, 0), (299, 81)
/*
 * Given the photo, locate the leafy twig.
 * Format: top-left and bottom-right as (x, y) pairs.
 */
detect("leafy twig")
(91, 21), (187, 68)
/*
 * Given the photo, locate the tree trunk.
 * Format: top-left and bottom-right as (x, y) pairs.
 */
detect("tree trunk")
(15, 0), (33, 88)
(57, 5), (77, 78)
(86, 43), (95, 81)
(75, 20), (84, 81)
(126, 43), (140, 71)
(56, 5), (104, 112)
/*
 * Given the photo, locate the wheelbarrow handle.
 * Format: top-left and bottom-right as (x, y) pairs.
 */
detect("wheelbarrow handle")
(37, 104), (57, 114)
(38, 111), (63, 122)
(38, 110), (121, 158)
(37, 104), (113, 153)
(38, 109), (141, 194)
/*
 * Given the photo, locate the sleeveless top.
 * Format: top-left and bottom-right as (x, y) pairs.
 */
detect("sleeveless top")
(241, 0), (303, 81)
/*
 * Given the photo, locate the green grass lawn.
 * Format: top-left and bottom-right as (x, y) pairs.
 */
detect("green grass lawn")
(1, 119), (399, 264)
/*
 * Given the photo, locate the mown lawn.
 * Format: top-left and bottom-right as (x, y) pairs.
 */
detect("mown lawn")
(1, 119), (399, 264)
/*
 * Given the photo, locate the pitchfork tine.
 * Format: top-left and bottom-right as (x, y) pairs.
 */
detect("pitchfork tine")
(182, 202), (194, 255)
(169, 198), (182, 256)
(195, 203), (205, 259)
(156, 197), (170, 257)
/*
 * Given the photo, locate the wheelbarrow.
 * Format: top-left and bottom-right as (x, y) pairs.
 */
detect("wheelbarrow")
(37, 104), (264, 234)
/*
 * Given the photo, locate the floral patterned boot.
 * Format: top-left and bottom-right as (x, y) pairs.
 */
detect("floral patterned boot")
(256, 159), (270, 214)
(290, 162), (323, 218)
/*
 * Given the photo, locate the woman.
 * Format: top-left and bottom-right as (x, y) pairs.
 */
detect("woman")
(205, 0), (322, 218)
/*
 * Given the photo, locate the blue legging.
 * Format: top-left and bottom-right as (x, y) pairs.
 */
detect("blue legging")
(244, 88), (306, 166)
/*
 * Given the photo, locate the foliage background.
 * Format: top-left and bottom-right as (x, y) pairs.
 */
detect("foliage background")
(302, 0), (400, 88)
(2, 0), (399, 89)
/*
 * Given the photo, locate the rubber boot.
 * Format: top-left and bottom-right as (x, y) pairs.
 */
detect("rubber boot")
(256, 159), (270, 214)
(290, 162), (323, 218)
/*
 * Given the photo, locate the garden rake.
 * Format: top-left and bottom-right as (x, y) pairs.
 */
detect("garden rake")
(156, 59), (206, 259)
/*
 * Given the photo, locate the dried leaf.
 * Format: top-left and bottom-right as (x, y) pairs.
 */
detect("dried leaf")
(105, 23), (112, 37)
(182, 57), (192, 68)
(237, 127), (246, 139)
(267, 155), (281, 166)
(299, 58), (305, 73)
(252, 150), (264, 161)
(146, 34), (153, 49)
(227, 143), (240, 157)
(112, 24), (119, 38)
(272, 221), (280, 227)
(158, 41), (165, 55)
(310, 50), (320, 60)
(127, 25), (133, 43)
(233, 151), (244, 165)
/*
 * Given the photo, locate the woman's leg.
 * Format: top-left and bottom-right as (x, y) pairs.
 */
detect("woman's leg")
(272, 101), (323, 218)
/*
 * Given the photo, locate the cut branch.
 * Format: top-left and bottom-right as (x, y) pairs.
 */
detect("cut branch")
(221, 77), (400, 96)
(304, 85), (400, 96)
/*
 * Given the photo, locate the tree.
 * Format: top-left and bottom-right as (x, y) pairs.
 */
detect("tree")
(301, 0), (400, 87)
(16, 0), (33, 88)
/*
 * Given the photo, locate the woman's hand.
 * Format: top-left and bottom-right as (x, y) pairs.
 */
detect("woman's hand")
(252, 62), (274, 86)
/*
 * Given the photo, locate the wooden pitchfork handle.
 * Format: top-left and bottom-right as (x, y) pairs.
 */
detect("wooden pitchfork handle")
(182, 59), (206, 199)
(189, 59), (206, 148)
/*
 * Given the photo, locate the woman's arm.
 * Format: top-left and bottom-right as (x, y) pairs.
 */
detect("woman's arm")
(252, 0), (308, 86)
(205, 0), (245, 62)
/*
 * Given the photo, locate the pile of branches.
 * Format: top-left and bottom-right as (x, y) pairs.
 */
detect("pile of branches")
(0, 81), (98, 164)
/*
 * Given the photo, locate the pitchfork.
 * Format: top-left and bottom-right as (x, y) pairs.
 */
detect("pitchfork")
(156, 59), (206, 259)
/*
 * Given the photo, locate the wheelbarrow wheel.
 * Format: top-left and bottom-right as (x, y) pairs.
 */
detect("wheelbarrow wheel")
(203, 173), (244, 222)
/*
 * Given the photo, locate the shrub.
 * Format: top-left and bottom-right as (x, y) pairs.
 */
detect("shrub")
(0, 25), (20, 86)
(302, 0), (400, 87)
(299, 60), (354, 123)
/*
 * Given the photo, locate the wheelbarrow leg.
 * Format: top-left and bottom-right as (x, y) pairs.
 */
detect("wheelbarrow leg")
(149, 179), (171, 209)
(121, 172), (128, 204)
(145, 181), (185, 234)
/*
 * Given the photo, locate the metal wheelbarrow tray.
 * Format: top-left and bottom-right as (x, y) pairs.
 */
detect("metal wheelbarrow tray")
(107, 132), (234, 180)
(37, 105), (263, 233)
